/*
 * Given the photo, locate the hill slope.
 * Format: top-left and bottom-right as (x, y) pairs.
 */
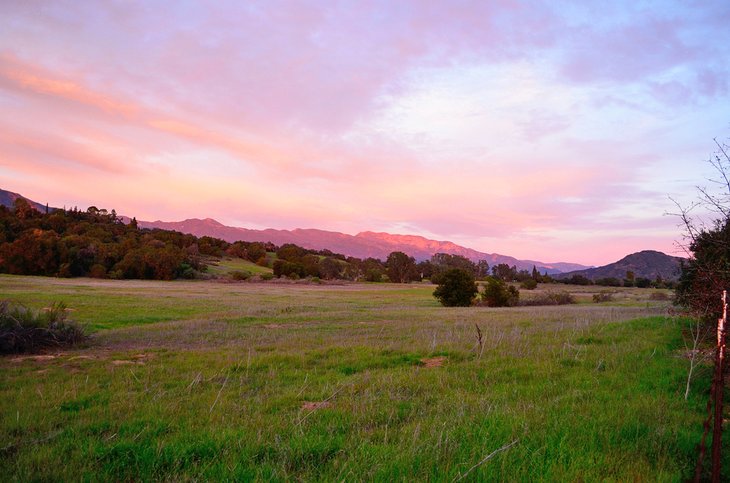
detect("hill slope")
(138, 217), (590, 274)
(557, 250), (683, 281)
(0, 188), (55, 213)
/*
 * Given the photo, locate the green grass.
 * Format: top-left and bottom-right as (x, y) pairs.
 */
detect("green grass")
(0, 275), (722, 481)
(204, 256), (274, 276)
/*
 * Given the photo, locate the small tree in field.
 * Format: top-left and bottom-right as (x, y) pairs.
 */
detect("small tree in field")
(433, 268), (478, 307)
(481, 277), (519, 307)
(386, 251), (418, 283)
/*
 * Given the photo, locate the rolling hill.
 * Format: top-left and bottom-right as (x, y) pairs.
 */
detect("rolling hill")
(556, 250), (683, 281)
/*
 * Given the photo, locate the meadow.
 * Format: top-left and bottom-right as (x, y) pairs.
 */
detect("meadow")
(0, 275), (719, 481)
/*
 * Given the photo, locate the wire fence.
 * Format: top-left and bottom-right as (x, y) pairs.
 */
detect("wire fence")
(693, 290), (727, 483)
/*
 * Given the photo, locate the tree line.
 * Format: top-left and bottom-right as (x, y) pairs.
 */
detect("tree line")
(0, 197), (676, 285)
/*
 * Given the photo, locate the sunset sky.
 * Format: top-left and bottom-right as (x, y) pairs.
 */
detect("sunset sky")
(1, 1), (729, 266)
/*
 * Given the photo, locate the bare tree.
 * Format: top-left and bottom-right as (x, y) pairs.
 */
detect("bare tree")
(670, 135), (730, 399)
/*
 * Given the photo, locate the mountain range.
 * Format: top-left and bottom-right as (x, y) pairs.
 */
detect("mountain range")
(136, 217), (589, 274)
(1, 187), (684, 279)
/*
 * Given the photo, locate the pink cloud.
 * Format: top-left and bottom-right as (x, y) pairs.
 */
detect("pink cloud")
(0, 124), (131, 174)
(1, 1), (727, 265)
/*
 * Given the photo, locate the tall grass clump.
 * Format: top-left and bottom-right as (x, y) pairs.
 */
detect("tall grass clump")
(0, 301), (88, 354)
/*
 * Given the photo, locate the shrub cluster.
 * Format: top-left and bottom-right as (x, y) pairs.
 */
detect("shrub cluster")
(0, 301), (88, 354)
(592, 290), (615, 303)
(520, 279), (538, 290)
(480, 277), (520, 307)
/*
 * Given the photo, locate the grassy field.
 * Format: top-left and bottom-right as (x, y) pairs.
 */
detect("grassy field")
(203, 257), (274, 277)
(0, 275), (720, 481)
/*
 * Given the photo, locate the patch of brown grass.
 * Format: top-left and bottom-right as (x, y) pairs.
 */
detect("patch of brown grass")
(420, 356), (446, 368)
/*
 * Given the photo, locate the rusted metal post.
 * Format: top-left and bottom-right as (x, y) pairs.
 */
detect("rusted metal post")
(711, 290), (727, 483)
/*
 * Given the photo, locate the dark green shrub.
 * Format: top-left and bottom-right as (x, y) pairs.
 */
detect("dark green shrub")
(520, 279), (538, 290)
(0, 301), (88, 354)
(480, 277), (519, 307)
(433, 268), (478, 307)
(595, 277), (622, 287)
(364, 268), (383, 282)
(563, 275), (592, 285)
(229, 270), (251, 281)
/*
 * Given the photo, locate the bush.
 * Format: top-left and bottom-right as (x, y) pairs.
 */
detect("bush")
(563, 275), (592, 285)
(229, 270), (251, 281)
(649, 291), (670, 301)
(595, 277), (622, 287)
(520, 279), (538, 290)
(0, 301), (88, 354)
(520, 290), (576, 306)
(433, 268), (478, 307)
(592, 290), (615, 303)
(480, 277), (519, 307)
(364, 268), (383, 282)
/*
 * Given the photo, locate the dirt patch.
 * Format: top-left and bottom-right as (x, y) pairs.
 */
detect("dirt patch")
(67, 355), (95, 361)
(264, 324), (285, 329)
(9, 354), (59, 363)
(420, 356), (446, 368)
(111, 360), (144, 366)
(301, 401), (332, 411)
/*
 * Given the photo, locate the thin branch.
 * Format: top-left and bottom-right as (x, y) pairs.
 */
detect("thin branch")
(209, 372), (229, 414)
(453, 439), (519, 482)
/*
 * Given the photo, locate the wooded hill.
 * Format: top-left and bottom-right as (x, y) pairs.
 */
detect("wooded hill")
(0, 198), (488, 282)
(556, 250), (683, 284)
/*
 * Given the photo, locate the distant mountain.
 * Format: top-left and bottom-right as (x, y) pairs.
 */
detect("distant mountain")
(557, 250), (683, 281)
(0, 188), (55, 214)
(0, 187), (594, 274)
(137, 217), (590, 274)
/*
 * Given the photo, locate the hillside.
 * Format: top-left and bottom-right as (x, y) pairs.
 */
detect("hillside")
(0, 188), (56, 213)
(138, 217), (590, 274)
(557, 250), (683, 282)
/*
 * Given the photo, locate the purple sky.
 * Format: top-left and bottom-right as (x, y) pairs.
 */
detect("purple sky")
(1, 1), (729, 265)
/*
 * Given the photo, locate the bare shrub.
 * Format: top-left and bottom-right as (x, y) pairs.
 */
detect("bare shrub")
(592, 291), (615, 303)
(0, 301), (88, 354)
(519, 290), (576, 306)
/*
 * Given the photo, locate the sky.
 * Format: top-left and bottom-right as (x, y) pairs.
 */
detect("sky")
(1, 1), (729, 266)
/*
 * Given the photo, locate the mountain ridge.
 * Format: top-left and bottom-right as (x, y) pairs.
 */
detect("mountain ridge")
(0, 189), (56, 214)
(136, 216), (590, 274)
(0, 188), (588, 272)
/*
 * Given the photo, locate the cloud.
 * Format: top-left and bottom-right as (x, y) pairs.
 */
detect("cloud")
(1, 1), (728, 265)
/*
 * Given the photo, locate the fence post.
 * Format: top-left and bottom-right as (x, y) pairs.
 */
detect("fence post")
(711, 290), (726, 482)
